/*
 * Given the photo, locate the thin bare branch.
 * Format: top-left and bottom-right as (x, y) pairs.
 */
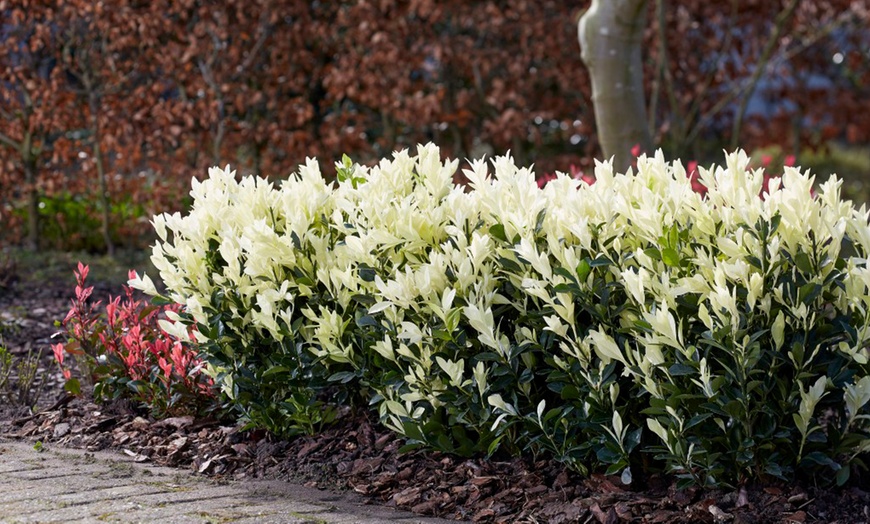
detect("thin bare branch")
(0, 131), (22, 152)
(729, 0), (800, 149)
(239, 9), (273, 74)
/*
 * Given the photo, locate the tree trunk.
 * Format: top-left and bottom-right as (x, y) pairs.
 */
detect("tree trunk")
(0, 121), (40, 251)
(89, 93), (114, 256)
(23, 157), (39, 252)
(578, 0), (652, 172)
(212, 113), (225, 167)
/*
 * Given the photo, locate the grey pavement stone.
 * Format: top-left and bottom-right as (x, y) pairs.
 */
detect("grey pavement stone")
(0, 438), (465, 524)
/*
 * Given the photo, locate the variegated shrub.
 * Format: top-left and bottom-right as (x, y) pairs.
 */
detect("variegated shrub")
(132, 145), (870, 485)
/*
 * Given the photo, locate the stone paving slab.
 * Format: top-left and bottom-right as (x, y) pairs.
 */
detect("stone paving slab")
(0, 438), (462, 524)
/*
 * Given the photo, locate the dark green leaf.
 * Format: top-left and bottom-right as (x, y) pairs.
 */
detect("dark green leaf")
(486, 436), (504, 457)
(644, 247), (662, 261)
(799, 283), (822, 304)
(356, 315), (379, 328)
(801, 452), (841, 471)
(576, 259), (592, 282)
(497, 256), (523, 273)
(770, 214), (781, 235)
(262, 366), (291, 377)
(836, 465), (851, 486)
(290, 231), (302, 249)
(560, 384), (581, 400)
(662, 248), (680, 268)
(625, 427), (642, 452)
(668, 363), (696, 376)
(765, 461), (785, 479)
(589, 256), (611, 267)
(534, 209), (547, 234)
(553, 283), (576, 294)
(807, 431), (828, 443)
(126, 380), (147, 394)
(489, 224), (508, 243)
(328, 371), (357, 384)
(790, 342), (805, 366)
(358, 265), (376, 282)
(685, 413), (714, 430)
(64, 378), (81, 396)
(794, 252), (813, 273)
(596, 446), (621, 464)
(151, 295), (174, 306)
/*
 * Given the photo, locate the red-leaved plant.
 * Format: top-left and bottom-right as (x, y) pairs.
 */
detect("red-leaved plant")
(538, 146), (798, 198)
(52, 262), (215, 417)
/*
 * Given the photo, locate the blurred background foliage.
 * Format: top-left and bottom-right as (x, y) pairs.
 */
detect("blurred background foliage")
(0, 0), (868, 257)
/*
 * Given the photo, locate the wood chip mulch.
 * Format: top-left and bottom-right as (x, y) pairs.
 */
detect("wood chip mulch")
(3, 398), (870, 524)
(2, 278), (870, 523)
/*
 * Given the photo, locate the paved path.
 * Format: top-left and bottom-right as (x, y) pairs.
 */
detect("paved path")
(0, 438), (460, 524)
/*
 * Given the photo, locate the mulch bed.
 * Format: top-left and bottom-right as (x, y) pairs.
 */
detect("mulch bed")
(1, 274), (869, 523)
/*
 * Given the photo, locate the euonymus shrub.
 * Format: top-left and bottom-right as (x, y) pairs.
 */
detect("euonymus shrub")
(132, 144), (870, 486)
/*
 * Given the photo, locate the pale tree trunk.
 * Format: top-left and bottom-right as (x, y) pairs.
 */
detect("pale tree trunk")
(579, 0), (652, 172)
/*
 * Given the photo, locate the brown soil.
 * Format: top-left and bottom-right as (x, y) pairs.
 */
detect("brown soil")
(1, 266), (869, 524)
